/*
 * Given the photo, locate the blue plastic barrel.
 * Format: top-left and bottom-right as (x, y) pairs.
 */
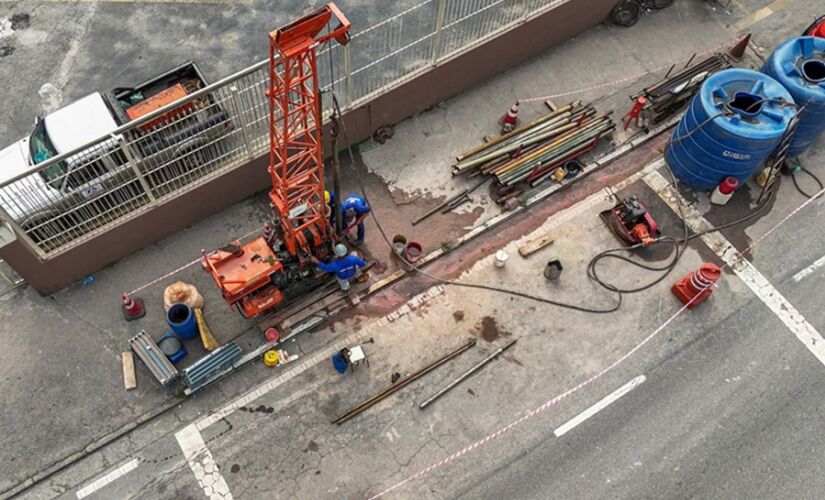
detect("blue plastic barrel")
(166, 303), (198, 340)
(763, 36), (825, 156)
(665, 68), (796, 190)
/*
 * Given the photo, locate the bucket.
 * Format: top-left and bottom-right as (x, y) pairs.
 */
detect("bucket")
(544, 259), (563, 280)
(392, 234), (407, 256)
(166, 303), (198, 340)
(405, 241), (423, 262)
(494, 250), (509, 268)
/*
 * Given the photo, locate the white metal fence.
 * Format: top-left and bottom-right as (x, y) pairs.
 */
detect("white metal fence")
(0, 0), (565, 256)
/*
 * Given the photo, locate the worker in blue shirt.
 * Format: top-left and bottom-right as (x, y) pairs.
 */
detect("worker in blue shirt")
(341, 193), (370, 245)
(312, 244), (366, 291)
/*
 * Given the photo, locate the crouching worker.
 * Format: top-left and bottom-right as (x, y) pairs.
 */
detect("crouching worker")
(312, 244), (366, 291)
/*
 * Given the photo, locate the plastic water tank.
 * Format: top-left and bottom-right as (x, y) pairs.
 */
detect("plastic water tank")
(665, 69), (796, 190)
(763, 36), (825, 156)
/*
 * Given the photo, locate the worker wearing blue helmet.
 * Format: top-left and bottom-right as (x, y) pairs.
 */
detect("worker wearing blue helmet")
(341, 193), (370, 245)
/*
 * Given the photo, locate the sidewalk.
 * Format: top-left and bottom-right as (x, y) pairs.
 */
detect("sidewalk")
(0, 0), (806, 494)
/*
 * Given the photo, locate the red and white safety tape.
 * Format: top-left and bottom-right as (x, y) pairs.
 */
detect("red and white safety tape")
(368, 183), (825, 500)
(518, 36), (742, 104)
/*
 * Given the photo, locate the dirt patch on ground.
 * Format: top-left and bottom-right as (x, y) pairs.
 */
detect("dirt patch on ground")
(474, 316), (510, 342)
(453, 310), (465, 322)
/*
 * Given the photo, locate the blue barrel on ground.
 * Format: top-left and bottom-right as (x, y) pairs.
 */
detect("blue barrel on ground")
(166, 303), (198, 340)
(763, 36), (825, 156)
(665, 68), (796, 190)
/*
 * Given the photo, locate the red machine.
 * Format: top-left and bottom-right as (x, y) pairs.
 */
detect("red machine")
(201, 4), (351, 318)
(600, 196), (659, 247)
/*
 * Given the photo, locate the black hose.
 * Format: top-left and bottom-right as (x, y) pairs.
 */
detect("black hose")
(792, 167), (824, 199)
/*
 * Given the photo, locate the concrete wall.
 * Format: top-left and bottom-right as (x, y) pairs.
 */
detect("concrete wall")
(0, 0), (616, 294)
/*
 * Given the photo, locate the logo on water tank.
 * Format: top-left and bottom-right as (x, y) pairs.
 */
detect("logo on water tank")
(722, 150), (751, 160)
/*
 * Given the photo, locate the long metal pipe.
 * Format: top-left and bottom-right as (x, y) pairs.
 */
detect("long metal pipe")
(332, 339), (476, 424)
(454, 102), (578, 162)
(498, 122), (614, 184)
(452, 112), (588, 173)
(493, 115), (610, 178)
(419, 339), (517, 409)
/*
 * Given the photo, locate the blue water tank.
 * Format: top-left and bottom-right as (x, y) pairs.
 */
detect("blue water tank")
(763, 36), (825, 156)
(665, 68), (796, 190)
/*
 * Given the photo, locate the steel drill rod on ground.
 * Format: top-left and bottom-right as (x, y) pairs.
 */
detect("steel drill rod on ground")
(419, 339), (517, 409)
(412, 189), (469, 225)
(332, 339), (477, 424)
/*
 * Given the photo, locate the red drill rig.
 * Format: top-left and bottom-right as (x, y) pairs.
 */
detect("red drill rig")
(201, 4), (351, 318)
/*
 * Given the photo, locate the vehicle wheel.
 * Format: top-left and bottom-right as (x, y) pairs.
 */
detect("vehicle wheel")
(652, 0), (675, 8)
(611, 1), (642, 27)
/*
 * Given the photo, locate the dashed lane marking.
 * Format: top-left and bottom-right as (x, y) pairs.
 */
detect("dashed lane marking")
(175, 425), (233, 500)
(75, 458), (139, 499)
(644, 171), (825, 368)
(793, 253), (825, 283)
(553, 375), (646, 438)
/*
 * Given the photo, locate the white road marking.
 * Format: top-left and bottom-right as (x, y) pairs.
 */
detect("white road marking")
(175, 425), (234, 500)
(553, 375), (646, 437)
(644, 171), (825, 367)
(75, 458), (139, 499)
(793, 254), (825, 282)
(194, 286), (445, 431)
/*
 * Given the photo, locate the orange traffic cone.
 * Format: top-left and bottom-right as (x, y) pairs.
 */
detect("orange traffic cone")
(672, 263), (721, 309)
(500, 100), (519, 134)
(122, 293), (146, 321)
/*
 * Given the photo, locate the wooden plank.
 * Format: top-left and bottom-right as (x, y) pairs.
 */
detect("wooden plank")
(544, 100), (558, 111)
(121, 351), (137, 391)
(518, 233), (555, 258)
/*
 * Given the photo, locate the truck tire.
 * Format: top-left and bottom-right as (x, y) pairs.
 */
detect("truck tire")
(611, 1), (642, 27)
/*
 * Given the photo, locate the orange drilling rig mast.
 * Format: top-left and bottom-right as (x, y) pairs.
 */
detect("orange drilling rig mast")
(201, 4), (351, 318)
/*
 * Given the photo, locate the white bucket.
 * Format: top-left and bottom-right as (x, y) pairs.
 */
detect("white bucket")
(494, 250), (509, 268)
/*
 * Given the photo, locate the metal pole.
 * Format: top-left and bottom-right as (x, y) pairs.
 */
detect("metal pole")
(419, 339), (517, 409)
(431, 0), (448, 64)
(116, 134), (156, 203)
(343, 44), (352, 106)
(332, 339), (476, 424)
(330, 114), (343, 236)
(228, 85), (253, 158)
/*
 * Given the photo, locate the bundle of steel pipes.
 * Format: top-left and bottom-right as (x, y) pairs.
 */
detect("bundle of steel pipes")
(452, 101), (615, 203)
(634, 52), (731, 124)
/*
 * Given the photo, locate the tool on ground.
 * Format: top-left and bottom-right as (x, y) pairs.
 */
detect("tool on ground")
(412, 178), (488, 225)
(182, 342), (243, 391)
(499, 100), (520, 133)
(332, 339), (477, 424)
(544, 259), (563, 280)
(129, 330), (179, 386)
(518, 233), (554, 258)
(194, 308), (220, 351)
(419, 339), (517, 409)
(672, 263), (721, 309)
(121, 351), (137, 391)
(263, 349), (280, 367)
(710, 176), (739, 206)
(158, 331), (188, 364)
(121, 293), (146, 321)
(622, 96), (647, 130)
(600, 196), (659, 247)
(200, 3), (351, 319)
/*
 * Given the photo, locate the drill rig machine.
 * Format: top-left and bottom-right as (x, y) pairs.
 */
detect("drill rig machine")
(201, 4), (351, 318)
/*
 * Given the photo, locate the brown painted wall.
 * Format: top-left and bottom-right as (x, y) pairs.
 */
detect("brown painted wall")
(1, 0), (616, 294)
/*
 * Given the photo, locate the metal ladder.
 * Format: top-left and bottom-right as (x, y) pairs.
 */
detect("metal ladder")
(757, 108), (802, 204)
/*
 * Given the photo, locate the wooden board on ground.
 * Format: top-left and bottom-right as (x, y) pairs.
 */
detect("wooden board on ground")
(121, 351), (137, 390)
(544, 100), (558, 111)
(518, 233), (555, 258)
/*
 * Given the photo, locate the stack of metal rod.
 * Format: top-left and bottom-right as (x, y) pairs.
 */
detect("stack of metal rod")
(452, 101), (615, 204)
(634, 52), (731, 124)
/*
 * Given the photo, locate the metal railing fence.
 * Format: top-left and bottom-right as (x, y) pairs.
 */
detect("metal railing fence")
(0, 0), (566, 257)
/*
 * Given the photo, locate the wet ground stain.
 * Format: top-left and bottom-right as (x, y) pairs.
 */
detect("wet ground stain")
(475, 316), (510, 342)
(0, 46), (14, 58)
(11, 13), (30, 31)
(239, 405), (274, 414)
(304, 440), (319, 453)
(467, 388), (476, 396)
(453, 310), (464, 322)
(230, 464), (241, 474)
